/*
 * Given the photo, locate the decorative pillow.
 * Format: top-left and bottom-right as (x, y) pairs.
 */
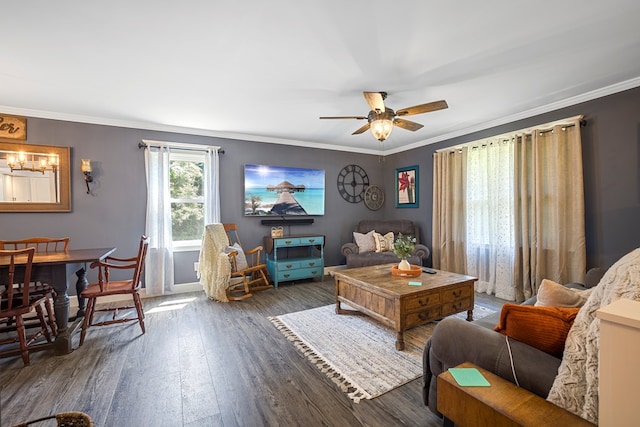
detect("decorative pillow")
(372, 231), (394, 253)
(494, 304), (580, 356)
(353, 230), (376, 253)
(535, 279), (592, 307)
(225, 242), (248, 271)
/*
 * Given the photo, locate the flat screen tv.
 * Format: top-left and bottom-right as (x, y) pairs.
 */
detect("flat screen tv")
(244, 164), (325, 216)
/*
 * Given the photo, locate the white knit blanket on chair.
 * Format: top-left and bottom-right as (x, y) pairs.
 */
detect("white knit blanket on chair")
(198, 223), (232, 302)
(547, 247), (640, 424)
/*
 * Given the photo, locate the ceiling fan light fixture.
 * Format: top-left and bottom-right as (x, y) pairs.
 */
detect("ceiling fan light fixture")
(370, 118), (393, 141)
(320, 92), (448, 142)
(368, 109), (395, 141)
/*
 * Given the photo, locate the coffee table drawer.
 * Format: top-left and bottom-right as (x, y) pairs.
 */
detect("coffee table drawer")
(405, 293), (441, 311)
(442, 285), (472, 302)
(405, 307), (441, 329)
(441, 297), (473, 317)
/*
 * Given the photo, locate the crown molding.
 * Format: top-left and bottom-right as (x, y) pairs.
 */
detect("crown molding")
(2, 76), (639, 156)
(383, 76), (640, 155)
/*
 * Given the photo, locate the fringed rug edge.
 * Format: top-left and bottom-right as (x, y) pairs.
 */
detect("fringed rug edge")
(268, 315), (373, 403)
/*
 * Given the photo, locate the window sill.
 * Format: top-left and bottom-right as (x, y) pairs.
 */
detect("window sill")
(172, 243), (200, 253)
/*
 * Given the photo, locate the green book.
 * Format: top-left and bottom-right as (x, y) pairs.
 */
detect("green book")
(448, 368), (491, 387)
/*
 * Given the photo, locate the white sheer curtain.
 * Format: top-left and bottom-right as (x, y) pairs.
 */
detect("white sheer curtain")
(204, 148), (220, 224)
(466, 139), (516, 300)
(144, 145), (174, 296)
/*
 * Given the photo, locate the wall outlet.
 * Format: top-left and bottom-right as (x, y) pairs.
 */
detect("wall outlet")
(194, 262), (199, 272)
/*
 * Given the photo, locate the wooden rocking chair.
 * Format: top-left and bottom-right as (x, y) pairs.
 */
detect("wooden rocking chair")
(223, 224), (273, 300)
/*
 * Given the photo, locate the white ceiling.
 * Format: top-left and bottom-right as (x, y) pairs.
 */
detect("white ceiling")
(2, 1), (640, 155)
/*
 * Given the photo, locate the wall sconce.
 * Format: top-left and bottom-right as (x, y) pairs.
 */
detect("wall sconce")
(80, 159), (93, 194)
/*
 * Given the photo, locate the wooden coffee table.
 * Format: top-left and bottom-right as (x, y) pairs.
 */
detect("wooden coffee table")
(332, 263), (477, 350)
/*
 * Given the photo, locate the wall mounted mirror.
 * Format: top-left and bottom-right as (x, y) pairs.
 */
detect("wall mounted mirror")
(0, 140), (71, 212)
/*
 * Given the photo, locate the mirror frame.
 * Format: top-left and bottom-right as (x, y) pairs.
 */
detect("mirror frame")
(0, 140), (71, 212)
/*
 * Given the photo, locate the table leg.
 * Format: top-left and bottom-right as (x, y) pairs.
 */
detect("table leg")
(47, 265), (73, 355)
(52, 290), (72, 355)
(395, 331), (405, 351)
(75, 267), (88, 317)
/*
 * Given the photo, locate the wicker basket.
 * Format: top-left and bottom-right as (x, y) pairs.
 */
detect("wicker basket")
(12, 411), (94, 427)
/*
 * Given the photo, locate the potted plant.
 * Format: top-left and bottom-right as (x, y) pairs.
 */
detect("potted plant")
(393, 233), (416, 270)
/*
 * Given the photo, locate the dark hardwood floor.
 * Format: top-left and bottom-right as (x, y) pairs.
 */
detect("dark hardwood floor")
(0, 278), (505, 427)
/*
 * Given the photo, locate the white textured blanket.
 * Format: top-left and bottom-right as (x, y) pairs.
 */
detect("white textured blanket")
(198, 223), (232, 302)
(547, 247), (640, 424)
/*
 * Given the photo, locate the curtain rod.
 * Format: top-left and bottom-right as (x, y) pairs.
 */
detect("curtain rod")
(437, 115), (586, 153)
(138, 140), (224, 154)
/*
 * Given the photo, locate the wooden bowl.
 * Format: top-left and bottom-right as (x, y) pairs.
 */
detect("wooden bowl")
(391, 264), (422, 277)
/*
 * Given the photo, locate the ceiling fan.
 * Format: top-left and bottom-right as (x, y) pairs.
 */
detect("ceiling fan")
(320, 91), (448, 141)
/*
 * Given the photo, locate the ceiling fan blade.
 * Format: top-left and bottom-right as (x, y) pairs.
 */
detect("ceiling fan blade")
(319, 116), (368, 120)
(394, 118), (424, 132)
(363, 92), (385, 112)
(396, 100), (448, 117)
(352, 122), (371, 135)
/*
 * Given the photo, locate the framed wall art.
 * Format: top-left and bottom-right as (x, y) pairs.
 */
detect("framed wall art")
(395, 165), (418, 208)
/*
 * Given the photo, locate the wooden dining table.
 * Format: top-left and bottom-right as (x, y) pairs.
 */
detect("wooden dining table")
(0, 247), (116, 355)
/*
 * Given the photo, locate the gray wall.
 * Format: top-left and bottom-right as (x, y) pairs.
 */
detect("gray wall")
(2, 85), (639, 285)
(383, 85), (640, 271)
(0, 119), (384, 284)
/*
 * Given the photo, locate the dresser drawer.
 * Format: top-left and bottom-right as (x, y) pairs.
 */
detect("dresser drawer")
(300, 236), (324, 245)
(277, 266), (324, 282)
(274, 237), (302, 247)
(442, 285), (472, 303)
(405, 292), (441, 311)
(279, 261), (301, 270)
(405, 307), (441, 329)
(300, 258), (322, 268)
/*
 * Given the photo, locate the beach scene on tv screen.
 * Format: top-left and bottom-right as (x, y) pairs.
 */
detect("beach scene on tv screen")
(244, 164), (325, 216)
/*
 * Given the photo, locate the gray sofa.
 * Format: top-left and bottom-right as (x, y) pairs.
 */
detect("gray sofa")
(341, 219), (430, 268)
(422, 268), (605, 416)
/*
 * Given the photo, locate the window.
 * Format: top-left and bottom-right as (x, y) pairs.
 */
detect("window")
(170, 151), (205, 248)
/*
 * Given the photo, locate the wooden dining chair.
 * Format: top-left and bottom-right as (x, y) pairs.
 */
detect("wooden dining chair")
(0, 247), (54, 366)
(79, 235), (148, 346)
(0, 236), (69, 335)
(223, 223), (272, 300)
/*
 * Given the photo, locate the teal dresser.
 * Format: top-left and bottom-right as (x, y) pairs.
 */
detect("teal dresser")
(264, 235), (324, 287)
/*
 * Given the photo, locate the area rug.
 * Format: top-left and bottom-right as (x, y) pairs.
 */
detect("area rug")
(268, 303), (496, 402)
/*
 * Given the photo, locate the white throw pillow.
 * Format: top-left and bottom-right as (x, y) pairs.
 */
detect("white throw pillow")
(372, 231), (394, 253)
(225, 242), (248, 271)
(535, 278), (592, 307)
(353, 230), (376, 253)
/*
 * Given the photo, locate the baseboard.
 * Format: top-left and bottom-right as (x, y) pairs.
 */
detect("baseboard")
(68, 282), (204, 310)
